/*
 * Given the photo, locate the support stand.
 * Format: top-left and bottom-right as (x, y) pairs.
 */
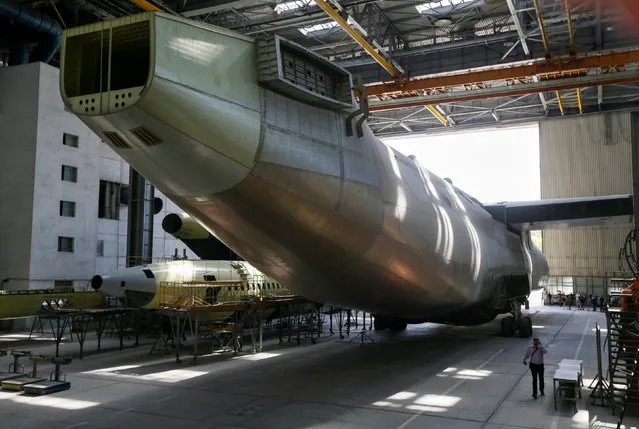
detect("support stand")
(590, 323), (611, 406)
(348, 328), (375, 348)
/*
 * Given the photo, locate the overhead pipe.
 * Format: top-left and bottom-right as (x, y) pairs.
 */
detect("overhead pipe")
(0, 0), (62, 64)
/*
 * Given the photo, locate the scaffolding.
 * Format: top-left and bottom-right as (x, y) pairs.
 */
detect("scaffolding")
(28, 308), (144, 358)
(155, 280), (320, 363)
(605, 305), (639, 428)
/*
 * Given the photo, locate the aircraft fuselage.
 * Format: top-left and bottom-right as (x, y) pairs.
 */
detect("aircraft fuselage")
(60, 12), (548, 324)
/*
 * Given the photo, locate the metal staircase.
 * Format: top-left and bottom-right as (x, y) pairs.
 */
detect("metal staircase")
(230, 261), (253, 284)
(605, 308), (639, 427)
(533, 0), (572, 57)
(531, 0), (594, 57)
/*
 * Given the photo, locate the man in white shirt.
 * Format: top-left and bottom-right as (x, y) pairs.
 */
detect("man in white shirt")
(523, 337), (547, 399)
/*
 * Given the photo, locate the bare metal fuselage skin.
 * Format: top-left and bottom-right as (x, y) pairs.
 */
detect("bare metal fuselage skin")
(60, 13), (548, 323)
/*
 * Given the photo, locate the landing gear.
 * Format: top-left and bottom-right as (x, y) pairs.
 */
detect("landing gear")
(373, 315), (407, 331)
(390, 319), (408, 332)
(518, 316), (533, 338)
(501, 316), (516, 337)
(500, 299), (533, 338)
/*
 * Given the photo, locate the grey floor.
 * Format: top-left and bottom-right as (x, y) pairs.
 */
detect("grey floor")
(0, 303), (638, 429)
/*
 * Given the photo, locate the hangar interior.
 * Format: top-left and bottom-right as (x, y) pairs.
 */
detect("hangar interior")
(1, 0), (639, 428)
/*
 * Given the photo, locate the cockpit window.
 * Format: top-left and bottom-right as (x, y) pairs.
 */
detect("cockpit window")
(143, 269), (155, 279)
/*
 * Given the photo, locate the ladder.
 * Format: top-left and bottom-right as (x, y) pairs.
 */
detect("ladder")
(230, 262), (253, 284)
(532, 0), (582, 58)
(605, 308), (639, 428)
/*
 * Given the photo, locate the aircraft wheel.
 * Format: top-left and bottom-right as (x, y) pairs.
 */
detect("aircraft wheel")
(518, 316), (533, 338)
(390, 319), (408, 332)
(501, 316), (515, 337)
(373, 316), (387, 331)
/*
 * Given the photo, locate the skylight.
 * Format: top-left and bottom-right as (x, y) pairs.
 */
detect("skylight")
(299, 21), (338, 36)
(275, 0), (310, 14)
(416, 0), (482, 14)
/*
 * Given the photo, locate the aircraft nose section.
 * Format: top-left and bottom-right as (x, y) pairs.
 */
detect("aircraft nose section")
(90, 275), (103, 290)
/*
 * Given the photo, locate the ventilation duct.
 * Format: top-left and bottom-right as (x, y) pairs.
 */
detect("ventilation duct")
(103, 131), (131, 149)
(131, 126), (163, 146)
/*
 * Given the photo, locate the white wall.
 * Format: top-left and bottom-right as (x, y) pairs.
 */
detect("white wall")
(29, 64), (103, 288)
(0, 64), (39, 290)
(540, 112), (632, 277)
(0, 63), (198, 292)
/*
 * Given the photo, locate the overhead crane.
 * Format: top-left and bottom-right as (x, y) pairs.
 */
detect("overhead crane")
(126, 0), (633, 120)
(364, 49), (639, 113)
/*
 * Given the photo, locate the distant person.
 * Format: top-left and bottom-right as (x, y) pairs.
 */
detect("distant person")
(599, 296), (605, 312)
(547, 292), (552, 305)
(567, 293), (573, 310)
(592, 295), (598, 312)
(523, 337), (547, 399)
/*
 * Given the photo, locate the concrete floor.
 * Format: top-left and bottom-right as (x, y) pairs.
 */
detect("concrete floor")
(0, 305), (638, 429)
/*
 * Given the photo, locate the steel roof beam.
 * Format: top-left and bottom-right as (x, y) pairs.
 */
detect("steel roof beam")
(182, 0), (266, 17)
(368, 70), (639, 111)
(425, 105), (448, 126)
(336, 18), (604, 68)
(505, 0), (530, 57)
(313, 0), (404, 78)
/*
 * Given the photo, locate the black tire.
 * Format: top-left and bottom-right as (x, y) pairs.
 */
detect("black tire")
(501, 316), (515, 337)
(390, 319), (408, 331)
(373, 316), (387, 331)
(524, 300), (530, 310)
(518, 316), (533, 338)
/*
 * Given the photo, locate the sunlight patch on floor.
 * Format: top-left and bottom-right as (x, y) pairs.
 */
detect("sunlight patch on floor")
(11, 395), (99, 410)
(233, 352), (281, 361)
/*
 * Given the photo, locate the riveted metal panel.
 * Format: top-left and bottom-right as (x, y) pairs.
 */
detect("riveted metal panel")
(540, 112), (632, 276)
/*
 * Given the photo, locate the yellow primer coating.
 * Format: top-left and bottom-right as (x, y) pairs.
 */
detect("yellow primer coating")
(576, 88), (583, 113)
(131, 0), (162, 11)
(533, 0), (551, 57)
(556, 90), (565, 115)
(0, 289), (103, 319)
(426, 105), (448, 126)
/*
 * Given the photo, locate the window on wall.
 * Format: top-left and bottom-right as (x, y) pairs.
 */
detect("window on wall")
(96, 240), (104, 257)
(98, 180), (121, 220)
(61, 165), (78, 182)
(54, 280), (73, 288)
(63, 133), (79, 148)
(59, 201), (76, 217)
(58, 237), (74, 252)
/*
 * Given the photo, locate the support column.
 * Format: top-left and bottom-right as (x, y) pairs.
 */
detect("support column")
(126, 168), (154, 267)
(631, 113), (639, 272)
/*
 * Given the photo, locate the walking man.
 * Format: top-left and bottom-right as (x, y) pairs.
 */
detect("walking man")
(523, 337), (547, 399)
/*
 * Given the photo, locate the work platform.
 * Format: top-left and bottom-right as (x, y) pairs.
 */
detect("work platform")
(153, 281), (324, 363)
(1, 304), (635, 429)
(27, 308), (144, 359)
(0, 287), (102, 319)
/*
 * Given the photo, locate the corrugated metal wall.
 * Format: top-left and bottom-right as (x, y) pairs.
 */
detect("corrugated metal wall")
(540, 112), (632, 277)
